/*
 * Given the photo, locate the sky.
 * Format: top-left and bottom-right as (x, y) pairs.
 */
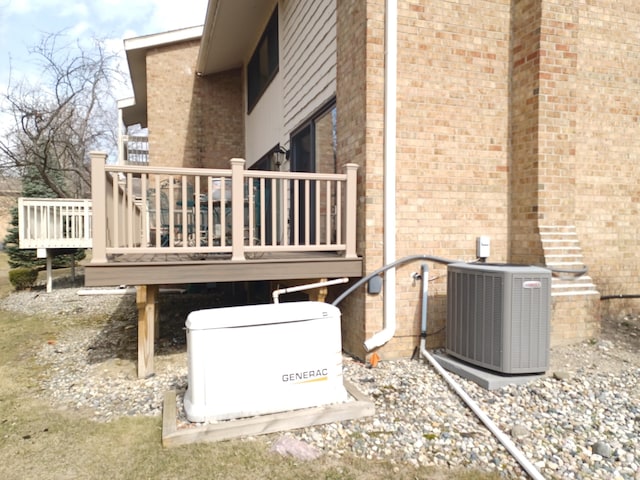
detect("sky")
(0, 0), (208, 102)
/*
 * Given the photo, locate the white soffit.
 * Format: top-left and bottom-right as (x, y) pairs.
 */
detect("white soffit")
(197, 0), (275, 76)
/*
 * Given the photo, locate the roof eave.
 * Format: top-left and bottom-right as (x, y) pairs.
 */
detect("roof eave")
(196, 0), (275, 76)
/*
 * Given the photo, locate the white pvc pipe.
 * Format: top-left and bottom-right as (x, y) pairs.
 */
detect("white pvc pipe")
(420, 341), (545, 480)
(364, 0), (398, 353)
(272, 278), (349, 304)
(78, 287), (137, 295)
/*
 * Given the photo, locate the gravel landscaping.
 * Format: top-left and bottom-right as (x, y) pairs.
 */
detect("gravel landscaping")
(2, 286), (639, 479)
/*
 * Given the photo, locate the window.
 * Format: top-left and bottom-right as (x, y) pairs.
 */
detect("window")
(289, 101), (337, 244)
(290, 101), (337, 175)
(250, 146), (284, 245)
(247, 8), (279, 112)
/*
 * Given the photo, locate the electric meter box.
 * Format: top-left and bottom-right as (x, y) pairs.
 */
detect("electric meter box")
(183, 301), (349, 423)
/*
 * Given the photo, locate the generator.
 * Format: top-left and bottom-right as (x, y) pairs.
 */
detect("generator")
(183, 301), (348, 422)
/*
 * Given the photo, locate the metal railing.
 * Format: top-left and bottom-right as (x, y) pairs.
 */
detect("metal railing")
(90, 153), (358, 262)
(18, 197), (93, 249)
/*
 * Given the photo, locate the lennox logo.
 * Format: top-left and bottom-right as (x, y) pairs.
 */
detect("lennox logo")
(523, 281), (542, 289)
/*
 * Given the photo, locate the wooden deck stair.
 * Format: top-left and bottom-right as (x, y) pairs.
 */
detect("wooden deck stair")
(539, 225), (599, 297)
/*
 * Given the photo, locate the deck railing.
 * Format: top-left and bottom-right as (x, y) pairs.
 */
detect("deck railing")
(90, 152), (358, 262)
(18, 197), (93, 249)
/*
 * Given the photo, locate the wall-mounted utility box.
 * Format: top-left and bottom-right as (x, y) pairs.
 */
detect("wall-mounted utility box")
(446, 263), (552, 374)
(476, 236), (491, 259)
(183, 301), (348, 423)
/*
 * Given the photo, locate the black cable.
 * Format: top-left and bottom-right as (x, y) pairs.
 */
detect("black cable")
(331, 254), (456, 306)
(600, 294), (640, 301)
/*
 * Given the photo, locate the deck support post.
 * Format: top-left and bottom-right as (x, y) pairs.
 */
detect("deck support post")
(136, 284), (159, 378)
(37, 248), (53, 293)
(46, 250), (53, 293)
(309, 278), (329, 303)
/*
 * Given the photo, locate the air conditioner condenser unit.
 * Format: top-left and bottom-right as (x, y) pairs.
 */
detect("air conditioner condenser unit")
(446, 263), (552, 374)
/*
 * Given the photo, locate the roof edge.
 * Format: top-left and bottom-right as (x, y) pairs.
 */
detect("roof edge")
(124, 25), (204, 52)
(196, 0), (221, 75)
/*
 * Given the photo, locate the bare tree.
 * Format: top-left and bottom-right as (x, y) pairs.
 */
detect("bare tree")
(0, 32), (125, 198)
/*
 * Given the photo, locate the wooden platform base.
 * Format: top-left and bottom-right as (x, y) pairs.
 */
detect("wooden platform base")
(162, 380), (374, 447)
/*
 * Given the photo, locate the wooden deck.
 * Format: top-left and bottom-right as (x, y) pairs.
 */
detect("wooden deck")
(88, 153), (360, 287)
(84, 153), (362, 378)
(16, 155), (363, 378)
(85, 251), (362, 286)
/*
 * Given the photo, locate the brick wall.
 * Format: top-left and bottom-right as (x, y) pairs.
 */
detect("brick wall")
(337, 0), (640, 360)
(337, 0), (383, 359)
(146, 41), (244, 169)
(511, 0), (546, 266)
(340, 0), (512, 360)
(574, 0), (640, 299)
(552, 294), (600, 346)
(390, 0), (512, 357)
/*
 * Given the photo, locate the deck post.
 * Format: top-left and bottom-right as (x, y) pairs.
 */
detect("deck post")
(344, 163), (359, 259)
(46, 250), (53, 293)
(90, 152), (108, 263)
(136, 284), (158, 378)
(36, 248), (53, 293)
(230, 158), (246, 261)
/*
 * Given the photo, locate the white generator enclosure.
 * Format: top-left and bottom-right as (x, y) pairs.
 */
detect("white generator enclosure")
(446, 263), (552, 374)
(183, 301), (349, 423)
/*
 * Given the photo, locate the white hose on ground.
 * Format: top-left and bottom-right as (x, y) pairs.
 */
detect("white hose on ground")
(420, 340), (545, 480)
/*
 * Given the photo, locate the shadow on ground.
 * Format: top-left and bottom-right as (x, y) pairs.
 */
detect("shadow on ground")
(84, 284), (252, 365)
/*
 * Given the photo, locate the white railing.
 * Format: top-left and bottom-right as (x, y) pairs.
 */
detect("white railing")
(90, 153), (358, 262)
(18, 198), (92, 249)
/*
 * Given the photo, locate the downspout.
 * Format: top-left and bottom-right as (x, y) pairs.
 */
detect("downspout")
(364, 0), (398, 352)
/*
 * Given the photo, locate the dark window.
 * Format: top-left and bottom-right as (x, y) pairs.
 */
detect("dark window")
(290, 101), (337, 174)
(250, 146), (283, 245)
(247, 8), (279, 112)
(289, 101), (337, 244)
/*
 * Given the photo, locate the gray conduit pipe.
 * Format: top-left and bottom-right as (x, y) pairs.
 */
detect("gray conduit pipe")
(417, 263), (544, 480)
(332, 254), (455, 352)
